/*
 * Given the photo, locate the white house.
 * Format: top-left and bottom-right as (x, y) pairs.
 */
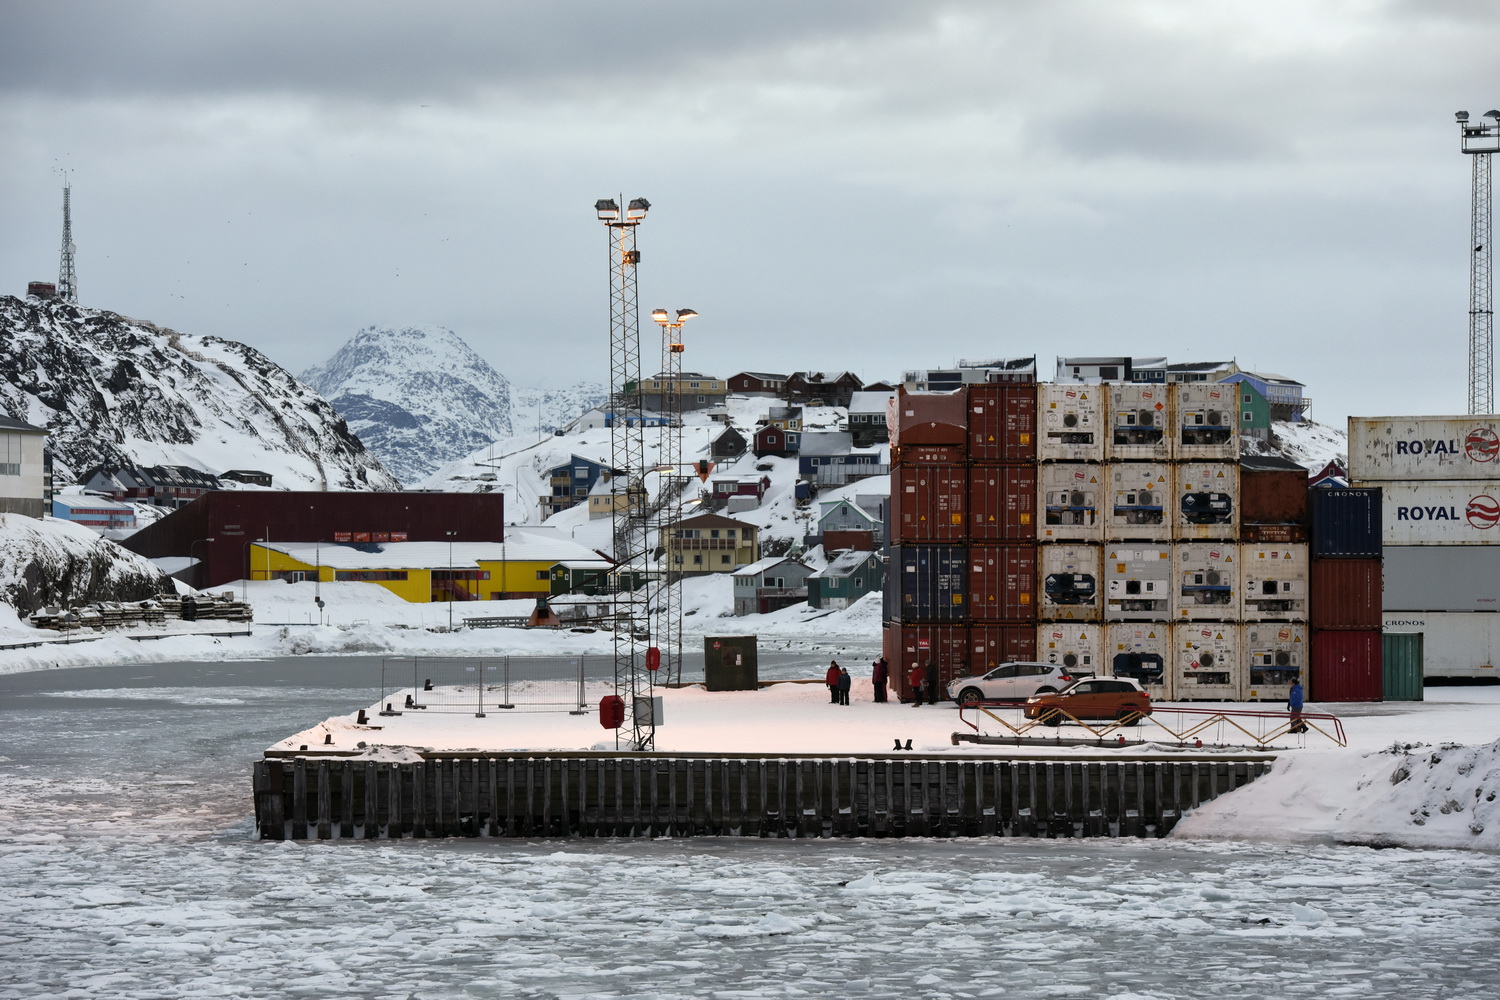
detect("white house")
(0, 415), (48, 519)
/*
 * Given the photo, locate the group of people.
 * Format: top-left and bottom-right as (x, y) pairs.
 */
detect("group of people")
(826, 656), (940, 706)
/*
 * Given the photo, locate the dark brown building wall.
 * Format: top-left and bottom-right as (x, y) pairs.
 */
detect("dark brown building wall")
(123, 491), (505, 589)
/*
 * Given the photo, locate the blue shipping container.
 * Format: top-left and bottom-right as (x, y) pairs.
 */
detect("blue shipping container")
(891, 544), (968, 621)
(1311, 487), (1382, 559)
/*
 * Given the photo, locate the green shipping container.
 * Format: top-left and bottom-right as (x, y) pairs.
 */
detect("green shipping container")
(1382, 632), (1424, 702)
(704, 636), (759, 691)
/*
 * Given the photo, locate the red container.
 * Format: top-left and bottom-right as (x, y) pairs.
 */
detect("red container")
(968, 543), (1037, 621)
(1241, 523), (1309, 544)
(969, 464), (1038, 540)
(823, 529), (875, 552)
(891, 388), (967, 446)
(967, 383), (1037, 463)
(967, 624), (1039, 671)
(1240, 462), (1310, 526)
(884, 622), (970, 701)
(896, 444), (967, 466)
(1309, 558), (1383, 630)
(891, 465), (968, 542)
(1310, 630), (1383, 702)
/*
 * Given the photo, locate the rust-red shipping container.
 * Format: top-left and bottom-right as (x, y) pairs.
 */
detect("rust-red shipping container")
(969, 464), (1038, 540)
(895, 444), (967, 466)
(1310, 630), (1383, 702)
(967, 383), (1037, 463)
(890, 388), (967, 446)
(885, 622), (970, 701)
(1241, 523), (1310, 544)
(822, 528), (875, 552)
(1239, 457), (1310, 526)
(1309, 558), (1383, 631)
(968, 543), (1037, 621)
(968, 623), (1039, 671)
(891, 464), (968, 542)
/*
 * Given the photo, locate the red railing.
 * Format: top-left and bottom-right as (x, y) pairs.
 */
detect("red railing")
(957, 702), (1345, 748)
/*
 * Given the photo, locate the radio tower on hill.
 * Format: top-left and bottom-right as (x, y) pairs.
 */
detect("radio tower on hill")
(57, 178), (78, 303)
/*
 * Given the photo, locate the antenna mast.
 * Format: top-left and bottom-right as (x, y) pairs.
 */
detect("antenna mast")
(1458, 110), (1500, 414)
(58, 178), (78, 303)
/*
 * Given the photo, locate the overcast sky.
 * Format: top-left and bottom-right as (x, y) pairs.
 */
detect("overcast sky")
(3, 0), (1497, 427)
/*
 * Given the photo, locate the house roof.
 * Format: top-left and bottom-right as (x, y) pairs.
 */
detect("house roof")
(259, 529), (603, 570)
(0, 414), (46, 433)
(1166, 360), (1232, 373)
(733, 556), (807, 578)
(847, 390), (895, 412)
(957, 356), (1036, 371)
(678, 511), (756, 531)
(733, 371), (788, 381)
(812, 550), (877, 577)
(1241, 371), (1304, 386)
(52, 495), (134, 512)
(1239, 455), (1308, 473)
(798, 431), (853, 457)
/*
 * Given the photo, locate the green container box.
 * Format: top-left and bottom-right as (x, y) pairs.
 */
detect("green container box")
(1382, 632), (1424, 702)
(704, 636), (759, 691)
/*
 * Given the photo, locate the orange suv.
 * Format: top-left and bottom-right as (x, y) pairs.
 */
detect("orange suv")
(1024, 677), (1152, 726)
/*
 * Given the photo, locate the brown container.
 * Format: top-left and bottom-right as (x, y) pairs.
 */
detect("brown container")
(891, 388), (967, 446)
(967, 623), (1039, 671)
(1240, 461), (1310, 526)
(1309, 558), (1383, 630)
(896, 444), (967, 466)
(822, 529), (874, 552)
(884, 622), (970, 701)
(1240, 523), (1309, 544)
(968, 543), (1038, 621)
(1310, 629), (1383, 702)
(969, 464), (1038, 540)
(967, 383), (1037, 463)
(891, 465), (968, 542)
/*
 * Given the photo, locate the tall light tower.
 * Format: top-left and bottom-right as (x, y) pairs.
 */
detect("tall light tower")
(1458, 110), (1500, 414)
(650, 307), (698, 685)
(58, 178), (78, 303)
(595, 196), (656, 750)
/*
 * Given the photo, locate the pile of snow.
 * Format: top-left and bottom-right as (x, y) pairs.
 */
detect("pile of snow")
(0, 514), (169, 618)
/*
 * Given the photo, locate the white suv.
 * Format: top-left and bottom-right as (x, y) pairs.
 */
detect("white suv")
(946, 662), (1094, 706)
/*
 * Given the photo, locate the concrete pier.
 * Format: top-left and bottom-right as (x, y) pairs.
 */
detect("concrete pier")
(252, 752), (1272, 841)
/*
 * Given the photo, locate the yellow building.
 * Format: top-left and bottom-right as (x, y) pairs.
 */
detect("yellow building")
(249, 528), (608, 603)
(665, 512), (760, 575)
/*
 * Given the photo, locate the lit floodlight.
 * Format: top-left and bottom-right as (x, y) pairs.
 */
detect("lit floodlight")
(626, 197), (651, 219)
(651, 308), (669, 323)
(676, 308), (699, 322)
(595, 198), (620, 221)
(1458, 111), (1471, 122)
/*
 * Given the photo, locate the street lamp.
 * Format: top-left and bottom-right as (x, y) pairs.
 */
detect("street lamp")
(189, 537), (216, 591)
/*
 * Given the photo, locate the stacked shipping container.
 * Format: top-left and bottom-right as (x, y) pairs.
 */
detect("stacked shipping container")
(1350, 416), (1500, 690)
(1305, 483), (1384, 701)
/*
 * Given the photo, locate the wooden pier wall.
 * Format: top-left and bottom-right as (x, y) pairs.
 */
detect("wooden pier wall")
(252, 754), (1271, 841)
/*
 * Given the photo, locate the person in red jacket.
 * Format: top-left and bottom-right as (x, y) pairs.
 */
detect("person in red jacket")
(871, 656), (889, 703)
(908, 663), (925, 707)
(825, 660), (842, 704)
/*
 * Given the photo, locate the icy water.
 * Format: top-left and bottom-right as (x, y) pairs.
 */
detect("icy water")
(2, 657), (1498, 1000)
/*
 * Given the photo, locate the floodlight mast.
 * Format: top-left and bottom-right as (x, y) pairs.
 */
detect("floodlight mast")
(1458, 110), (1500, 414)
(596, 195), (656, 751)
(650, 307), (698, 686)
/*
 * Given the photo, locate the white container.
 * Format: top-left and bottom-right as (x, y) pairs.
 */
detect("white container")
(1038, 383), (1105, 462)
(1240, 623), (1307, 702)
(1173, 543), (1238, 621)
(1383, 545), (1500, 611)
(1037, 622), (1102, 676)
(1106, 383), (1173, 461)
(1039, 543), (1103, 621)
(1174, 462), (1239, 541)
(1176, 383), (1240, 461)
(1383, 611), (1500, 681)
(1359, 481), (1500, 545)
(1104, 462), (1173, 541)
(1239, 542), (1309, 621)
(1103, 544), (1173, 621)
(1039, 463), (1103, 542)
(1171, 622), (1243, 701)
(1349, 416), (1500, 482)
(1105, 622), (1174, 701)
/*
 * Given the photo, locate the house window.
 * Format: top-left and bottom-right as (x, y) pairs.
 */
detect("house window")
(535, 570), (549, 580)
(720, 555), (730, 564)
(693, 555), (702, 565)
(854, 578), (863, 587)
(1243, 411), (1253, 422)
(710, 529), (720, 539)
(727, 529), (736, 539)
(697, 396), (706, 403)
(1243, 394), (1252, 404)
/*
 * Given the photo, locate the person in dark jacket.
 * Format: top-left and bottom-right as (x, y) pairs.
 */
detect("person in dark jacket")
(837, 667), (852, 706)
(871, 656), (889, 703)
(1288, 677), (1306, 733)
(825, 661), (841, 704)
(926, 660), (940, 705)
(908, 663), (925, 707)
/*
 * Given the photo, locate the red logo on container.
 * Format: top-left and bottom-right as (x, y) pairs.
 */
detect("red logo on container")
(1466, 428), (1500, 463)
(1467, 495), (1500, 529)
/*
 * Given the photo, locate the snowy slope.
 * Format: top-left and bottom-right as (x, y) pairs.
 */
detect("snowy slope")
(1246, 418), (1347, 472)
(0, 295), (399, 491)
(0, 513), (169, 617)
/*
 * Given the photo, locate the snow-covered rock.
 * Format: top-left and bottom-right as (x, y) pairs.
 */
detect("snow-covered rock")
(0, 295), (399, 491)
(0, 513), (170, 617)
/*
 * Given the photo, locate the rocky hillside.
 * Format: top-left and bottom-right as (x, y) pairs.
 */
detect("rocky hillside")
(0, 513), (169, 617)
(0, 295), (399, 491)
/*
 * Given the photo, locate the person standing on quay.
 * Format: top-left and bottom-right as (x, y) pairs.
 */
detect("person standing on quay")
(837, 667), (852, 706)
(926, 660), (940, 705)
(826, 660), (842, 704)
(871, 656), (889, 703)
(908, 663), (925, 707)
(1288, 676), (1307, 734)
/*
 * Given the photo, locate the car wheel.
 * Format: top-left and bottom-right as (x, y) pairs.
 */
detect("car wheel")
(1045, 708), (1064, 727)
(1116, 709), (1140, 727)
(958, 687), (984, 707)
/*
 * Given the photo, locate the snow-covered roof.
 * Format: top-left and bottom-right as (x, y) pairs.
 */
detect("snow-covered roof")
(798, 431), (853, 457)
(51, 495), (134, 512)
(811, 550), (877, 577)
(1240, 371), (1304, 386)
(259, 531), (603, 570)
(846, 390), (895, 413)
(733, 555), (806, 578)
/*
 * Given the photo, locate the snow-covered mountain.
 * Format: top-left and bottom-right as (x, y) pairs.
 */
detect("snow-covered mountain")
(0, 295), (399, 491)
(511, 381), (608, 438)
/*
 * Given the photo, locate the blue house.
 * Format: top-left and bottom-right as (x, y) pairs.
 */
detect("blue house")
(1218, 371), (1309, 424)
(798, 432), (887, 486)
(539, 454), (616, 517)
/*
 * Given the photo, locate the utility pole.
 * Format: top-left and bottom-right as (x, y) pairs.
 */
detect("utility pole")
(595, 196), (655, 751)
(1458, 110), (1500, 414)
(58, 178), (78, 303)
